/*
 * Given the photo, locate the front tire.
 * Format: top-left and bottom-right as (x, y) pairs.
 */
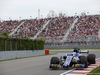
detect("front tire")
(50, 57), (59, 69)
(88, 54), (96, 64)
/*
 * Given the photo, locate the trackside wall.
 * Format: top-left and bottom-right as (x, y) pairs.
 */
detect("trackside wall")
(0, 50), (44, 60)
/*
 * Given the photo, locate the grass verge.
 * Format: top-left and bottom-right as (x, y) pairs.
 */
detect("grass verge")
(87, 66), (100, 75)
(0, 53), (57, 62)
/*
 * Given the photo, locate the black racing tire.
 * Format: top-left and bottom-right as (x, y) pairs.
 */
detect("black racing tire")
(88, 54), (96, 64)
(51, 57), (59, 64)
(50, 57), (59, 70)
(80, 56), (88, 68)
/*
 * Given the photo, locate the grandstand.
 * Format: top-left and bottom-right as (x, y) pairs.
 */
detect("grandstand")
(0, 20), (23, 36)
(67, 15), (100, 41)
(37, 16), (75, 41)
(0, 15), (100, 48)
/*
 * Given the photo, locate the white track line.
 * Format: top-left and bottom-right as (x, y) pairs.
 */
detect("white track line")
(84, 68), (94, 70)
(66, 74), (84, 75)
(60, 57), (100, 75)
(60, 68), (75, 75)
(72, 70), (90, 72)
(88, 66), (97, 67)
(96, 57), (100, 61)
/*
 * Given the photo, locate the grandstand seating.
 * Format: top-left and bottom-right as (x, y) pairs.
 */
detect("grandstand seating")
(0, 15), (100, 42)
(0, 20), (22, 36)
(67, 15), (100, 41)
(37, 17), (74, 41)
(12, 19), (48, 38)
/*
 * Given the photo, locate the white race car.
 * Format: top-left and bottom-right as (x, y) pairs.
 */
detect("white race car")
(49, 48), (96, 69)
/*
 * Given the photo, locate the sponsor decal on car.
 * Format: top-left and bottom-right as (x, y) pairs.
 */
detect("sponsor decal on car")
(64, 56), (73, 66)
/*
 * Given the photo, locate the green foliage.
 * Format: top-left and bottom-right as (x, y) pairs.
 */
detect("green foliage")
(34, 39), (38, 50)
(43, 29), (46, 32)
(0, 37), (5, 51)
(21, 36), (29, 39)
(0, 37), (45, 51)
(2, 31), (9, 38)
(38, 39), (45, 50)
(87, 66), (100, 75)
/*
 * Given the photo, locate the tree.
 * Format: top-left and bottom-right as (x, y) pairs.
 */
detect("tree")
(2, 31), (9, 38)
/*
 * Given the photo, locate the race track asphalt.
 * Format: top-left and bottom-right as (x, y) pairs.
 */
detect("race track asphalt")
(0, 49), (100, 75)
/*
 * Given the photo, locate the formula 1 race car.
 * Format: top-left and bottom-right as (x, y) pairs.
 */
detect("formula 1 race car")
(49, 48), (96, 69)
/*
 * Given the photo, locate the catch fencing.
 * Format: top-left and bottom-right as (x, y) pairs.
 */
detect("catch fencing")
(45, 40), (100, 49)
(45, 45), (100, 49)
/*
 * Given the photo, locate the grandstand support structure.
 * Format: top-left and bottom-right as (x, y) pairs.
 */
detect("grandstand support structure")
(9, 21), (25, 36)
(31, 20), (51, 39)
(98, 29), (100, 39)
(61, 18), (78, 42)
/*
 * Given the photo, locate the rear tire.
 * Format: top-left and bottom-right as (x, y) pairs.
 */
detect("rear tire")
(88, 54), (96, 64)
(80, 56), (88, 68)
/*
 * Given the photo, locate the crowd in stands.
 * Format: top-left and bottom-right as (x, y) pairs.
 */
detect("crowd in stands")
(0, 20), (21, 36)
(12, 19), (48, 38)
(0, 15), (100, 43)
(67, 15), (100, 41)
(37, 17), (74, 41)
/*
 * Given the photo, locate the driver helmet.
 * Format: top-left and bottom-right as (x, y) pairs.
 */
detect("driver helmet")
(72, 52), (76, 56)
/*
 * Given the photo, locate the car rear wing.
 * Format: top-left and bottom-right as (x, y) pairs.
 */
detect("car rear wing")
(80, 50), (89, 54)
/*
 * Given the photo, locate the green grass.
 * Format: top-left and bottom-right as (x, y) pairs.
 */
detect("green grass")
(87, 66), (100, 75)
(0, 53), (57, 62)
